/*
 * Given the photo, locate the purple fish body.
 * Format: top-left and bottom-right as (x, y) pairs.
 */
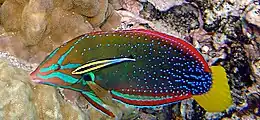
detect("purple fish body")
(30, 29), (231, 118)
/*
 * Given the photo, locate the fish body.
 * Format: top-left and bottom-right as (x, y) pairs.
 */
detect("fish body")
(30, 29), (232, 118)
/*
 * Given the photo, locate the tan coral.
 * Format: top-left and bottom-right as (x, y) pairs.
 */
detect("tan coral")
(72, 0), (100, 17)
(109, 0), (122, 10)
(86, 0), (108, 27)
(105, 3), (115, 18)
(52, 0), (73, 10)
(101, 10), (121, 31)
(14, 0), (29, 5)
(120, 0), (143, 15)
(0, 60), (36, 119)
(0, 0), (5, 3)
(1, 0), (24, 31)
(50, 7), (93, 44)
(32, 84), (87, 119)
(21, 0), (53, 46)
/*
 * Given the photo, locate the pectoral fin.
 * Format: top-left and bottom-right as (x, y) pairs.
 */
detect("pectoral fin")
(81, 91), (116, 118)
(86, 81), (114, 106)
(82, 82), (122, 119)
(72, 56), (136, 75)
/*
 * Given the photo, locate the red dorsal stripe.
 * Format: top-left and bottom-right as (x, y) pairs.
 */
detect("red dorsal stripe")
(125, 29), (211, 73)
(84, 29), (211, 72)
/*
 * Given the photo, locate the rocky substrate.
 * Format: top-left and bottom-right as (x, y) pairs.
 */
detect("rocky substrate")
(0, 0), (259, 120)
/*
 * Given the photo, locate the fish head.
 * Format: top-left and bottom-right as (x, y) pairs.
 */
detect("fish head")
(30, 47), (82, 88)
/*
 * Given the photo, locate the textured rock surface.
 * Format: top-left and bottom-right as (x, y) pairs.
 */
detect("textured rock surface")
(0, 59), (36, 119)
(86, 0), (108, 27)
(0, 0), (121, 64)
(147, 0), (186, 11)
(72, 0), (100, 17)
(0, 59), (90, 119)
(0, 0), (259, 119)
(1, 0), (25, 31)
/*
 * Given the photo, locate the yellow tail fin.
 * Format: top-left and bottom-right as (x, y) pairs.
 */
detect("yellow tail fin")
(193, 66), (232, 112)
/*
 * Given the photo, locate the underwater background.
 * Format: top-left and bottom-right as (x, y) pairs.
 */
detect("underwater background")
(0, 0), (259, 120)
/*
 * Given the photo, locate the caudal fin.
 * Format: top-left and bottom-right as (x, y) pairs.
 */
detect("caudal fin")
(193, 66), (232, 112)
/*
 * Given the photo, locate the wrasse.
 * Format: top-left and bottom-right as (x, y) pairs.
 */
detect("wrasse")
(30, 29), (232, 118)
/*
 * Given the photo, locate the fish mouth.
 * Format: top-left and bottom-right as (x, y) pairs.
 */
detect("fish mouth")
(30, 71), (43, 83)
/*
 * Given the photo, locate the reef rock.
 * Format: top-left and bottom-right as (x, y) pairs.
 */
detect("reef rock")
(120, 0), (143, 15)
(86, 0), (108, 27)
(1, 0), (25, 32)
(109, 0), (122, 10)
(0, 59), (89, 119)
(101, 5), (121, 31)
(147, 0), (186, 11)
(0, 59), (36, 119)
(21, 0), (52, 46)
(51, 7), (93, 44)
(245, 3), (260, 28)
(0, 0), (121, 64)
(72, 0), (100, 17)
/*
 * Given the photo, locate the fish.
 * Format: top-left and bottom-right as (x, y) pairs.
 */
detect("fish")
(30, 29), (232, 118)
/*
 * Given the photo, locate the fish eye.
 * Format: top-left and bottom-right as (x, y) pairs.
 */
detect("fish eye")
(83, 72), (95, 81)
(53, 64), (61, 71)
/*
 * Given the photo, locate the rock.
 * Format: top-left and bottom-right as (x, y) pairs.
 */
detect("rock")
(105, 3), (115, 18)
(21, 0), (53, 46)
(101, 11), (121, 31)
(51, 7), (93, 44)
(141, 2), (200, 35)
(86, 0), (108, 27)
(0, 59), (36, 119)
(0, 59), (89, 119)
(120, 0), (143, 15)
(109, 0), (122, 10)
(15, 0), (29, 5)
(52, 0), (73, 10)
(72, 0), (100, 17)
(32, 85), (87, 120)
(245, 3), (260, 28)
(147, 0), (185, 11)
(1, 0), (24, 31)
(0, 0), (5, 3)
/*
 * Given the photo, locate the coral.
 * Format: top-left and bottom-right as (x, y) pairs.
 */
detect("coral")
(0, 0), (121, 64)
(50, 7), (93, 44)
(0, 59), (88, 119)
(72, 0), (100, 17)
(0, 59), (36, 119)
(141, 2), (200, 35)
(244, 1), (260, 27)
(1, 0), (25, 32)
(86, 0), (108, 27)
(21, 0), (52, 46)
(147, 0), (186, 11)
(0, 0), (5, 4)
(100, 10), (121, 31)
(32, 85), (88, 120)
(0, 0), (259, 119)
(120, 0), (143, 15)
(109, 0), (122, 10)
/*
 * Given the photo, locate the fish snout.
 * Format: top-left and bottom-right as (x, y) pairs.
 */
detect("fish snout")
(30, 69), (43, 83)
